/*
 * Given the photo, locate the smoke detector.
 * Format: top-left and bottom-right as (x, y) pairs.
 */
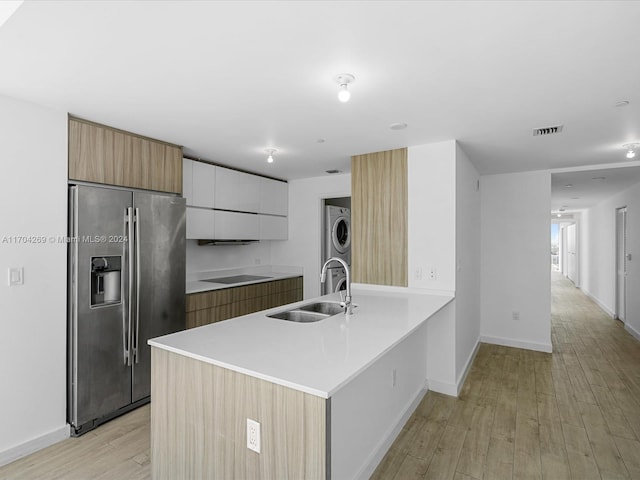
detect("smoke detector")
(533, 125), (563, 136)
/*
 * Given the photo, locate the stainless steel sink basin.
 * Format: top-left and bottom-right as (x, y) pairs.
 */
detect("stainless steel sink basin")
(267, 301), (354, 323)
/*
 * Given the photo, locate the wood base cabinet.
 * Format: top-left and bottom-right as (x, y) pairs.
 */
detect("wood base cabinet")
(186, 277), (303, 329)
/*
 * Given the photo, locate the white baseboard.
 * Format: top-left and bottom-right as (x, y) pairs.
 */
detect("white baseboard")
(426, 378), (458, 396)
(481, 335), (552, 353)
(355, 385), (427, 480)
(580, 288), (615, 318)
(0, 424), (69, 467)
(626, 323), (640, 342)
(455, 339), (481, 396)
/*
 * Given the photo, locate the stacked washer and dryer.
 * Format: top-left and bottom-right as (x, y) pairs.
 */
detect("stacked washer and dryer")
(322, 205), (351, 294)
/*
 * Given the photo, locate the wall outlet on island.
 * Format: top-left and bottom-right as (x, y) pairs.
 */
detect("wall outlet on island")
(247, 418), (261, 453)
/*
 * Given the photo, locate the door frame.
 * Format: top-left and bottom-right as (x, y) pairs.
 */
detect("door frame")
(615, 206), (628, 322)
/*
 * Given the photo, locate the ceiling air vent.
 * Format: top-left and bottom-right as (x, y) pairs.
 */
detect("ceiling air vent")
(326, 169), (342, 174)
(533, 125), (563, 136)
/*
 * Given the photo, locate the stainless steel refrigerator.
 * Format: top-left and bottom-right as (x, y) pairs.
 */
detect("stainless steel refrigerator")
(68, 184), (185, 435)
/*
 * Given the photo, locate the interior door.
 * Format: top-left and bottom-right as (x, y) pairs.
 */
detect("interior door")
(567, 224), (577, 284)
(132, 191), (186, 402)
(616, 207), (627, 322)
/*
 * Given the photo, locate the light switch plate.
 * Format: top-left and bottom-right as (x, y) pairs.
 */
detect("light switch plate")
(8, 267), (24, 286)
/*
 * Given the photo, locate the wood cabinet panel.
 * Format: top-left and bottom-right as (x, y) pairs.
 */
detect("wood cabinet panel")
(151, 347), (326, 479)
(351, 148), (408, 287)
(68, 117), (182, 194)
(185, 277), (303, 329)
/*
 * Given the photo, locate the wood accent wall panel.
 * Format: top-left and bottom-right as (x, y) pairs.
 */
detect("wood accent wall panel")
(351, 148), (408, 287)
(185, 277), (303, 329)
(151, 348), (327, 480)
(68, 117), (182, 194)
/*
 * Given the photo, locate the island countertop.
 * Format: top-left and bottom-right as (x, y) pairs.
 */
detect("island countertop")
(149, 286), (454, 398)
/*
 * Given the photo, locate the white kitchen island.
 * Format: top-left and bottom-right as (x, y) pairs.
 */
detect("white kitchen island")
(149, 286), (453, 480)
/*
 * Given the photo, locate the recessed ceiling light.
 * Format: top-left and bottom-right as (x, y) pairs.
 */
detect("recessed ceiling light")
(562, 204), (568, 207)
(316, 138), (325, 143)
(571, 196), (580, 200)
(564, 184), (574, 188)
(559, 208), (566, 212)
(389, 123), (408, 130)
(557, 214), (562, 217)
(591, 176), (606, 181)
(615, 100), (630, 107)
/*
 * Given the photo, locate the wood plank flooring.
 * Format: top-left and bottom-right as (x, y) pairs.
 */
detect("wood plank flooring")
(2, 272), (639, 479)
(372, 272), (640, 480)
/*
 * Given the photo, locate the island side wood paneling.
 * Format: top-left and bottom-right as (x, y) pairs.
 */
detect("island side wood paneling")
(68, 117), (182, 194)
(151, 348), (327, 479)
(351, 147), (408, 287)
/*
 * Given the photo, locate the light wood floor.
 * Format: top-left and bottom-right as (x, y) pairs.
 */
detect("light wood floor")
(2, 272), (639, 479)
(372, 272), (640, 480)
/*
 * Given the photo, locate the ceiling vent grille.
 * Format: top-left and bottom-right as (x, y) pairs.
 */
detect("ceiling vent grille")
(533, 125), (563, 136)
(326, 169), (342, 174)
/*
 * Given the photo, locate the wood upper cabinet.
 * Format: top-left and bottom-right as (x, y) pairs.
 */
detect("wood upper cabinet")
(351, 147), (408, 287)
(68, 117), (182, 194)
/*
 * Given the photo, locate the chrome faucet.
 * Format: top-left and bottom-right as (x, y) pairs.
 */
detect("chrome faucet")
(320, 257), (353, 314)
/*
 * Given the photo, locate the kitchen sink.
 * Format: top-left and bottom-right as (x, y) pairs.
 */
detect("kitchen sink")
(267, 301), (354, 323)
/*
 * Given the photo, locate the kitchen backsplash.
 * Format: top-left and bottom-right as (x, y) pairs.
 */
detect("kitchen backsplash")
(186, 240), (272, 273)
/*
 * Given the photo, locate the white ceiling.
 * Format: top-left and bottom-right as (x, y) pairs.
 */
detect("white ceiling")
(1, 1), (640, 199)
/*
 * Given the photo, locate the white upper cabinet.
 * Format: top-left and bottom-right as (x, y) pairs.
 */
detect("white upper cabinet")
(259, 177), (288, 216)
(214, 210), (259, 240)
(186, 208), (215, 239)
(215, 167), (260, 212)
(183, 161), (288, 240)
(182, 159), (193, 205)
(192, 161), (216, 208)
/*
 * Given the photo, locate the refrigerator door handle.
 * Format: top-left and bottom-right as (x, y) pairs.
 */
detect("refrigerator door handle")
(125, 207), (135, 366)
(134, 207), (141, 364)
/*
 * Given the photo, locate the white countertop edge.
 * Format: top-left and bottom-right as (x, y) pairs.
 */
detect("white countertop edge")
(148, 340), (330, 398)
(149, 294), (455, 399)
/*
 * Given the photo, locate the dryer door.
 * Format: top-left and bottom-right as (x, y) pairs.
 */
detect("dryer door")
(331, 215), (351, 254)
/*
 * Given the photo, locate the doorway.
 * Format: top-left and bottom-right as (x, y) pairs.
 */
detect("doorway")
(615, 206), (627, 322)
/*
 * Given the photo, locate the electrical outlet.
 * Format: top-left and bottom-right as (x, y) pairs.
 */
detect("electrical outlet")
(414, 267), (423, 280)
(512, 311), (520, 321)
(247, 418), (260, 453)
(391, 368), (397, 388)
(428, 267), (437, 280)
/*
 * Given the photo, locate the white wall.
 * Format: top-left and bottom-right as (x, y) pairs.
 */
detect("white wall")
(0, 95), (69, 464)
(454, 145), (481, 383)
(407, 142), (456, 293)
(580, 180), (640, 337)
(271, 174), (351, 299)
(480, 170), (552, 352)
(186, 240), (272, 273)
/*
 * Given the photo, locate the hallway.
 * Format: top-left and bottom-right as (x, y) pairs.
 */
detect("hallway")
(372, 272), (640, 479)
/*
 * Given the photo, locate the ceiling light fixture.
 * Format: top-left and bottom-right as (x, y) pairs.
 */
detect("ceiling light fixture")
(334, 73), (355, 103)
(265, 148), (276, 163)
(623, 143), (639, 159)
